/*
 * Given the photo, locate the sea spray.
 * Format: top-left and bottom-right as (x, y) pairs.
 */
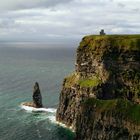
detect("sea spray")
(20, 104), (75, 132)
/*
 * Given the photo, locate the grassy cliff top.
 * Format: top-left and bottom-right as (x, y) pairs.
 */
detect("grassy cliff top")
(79, 34), (140, 51)
(85, 34), (140, 39)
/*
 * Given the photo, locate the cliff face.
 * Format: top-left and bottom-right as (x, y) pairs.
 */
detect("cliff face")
(56, 35), (140, 140)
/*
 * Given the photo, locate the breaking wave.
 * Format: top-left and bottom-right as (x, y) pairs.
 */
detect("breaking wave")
(20, 104), (74, 132)
(21, 104), (56, 113)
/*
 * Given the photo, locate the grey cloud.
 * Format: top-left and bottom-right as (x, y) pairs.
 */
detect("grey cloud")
(132, 8), (139, 12)
(117, 3), (125, 8)
(0, 0), (73, 11)
(17, 0), (73, 10)
(0, 18), (17, 28)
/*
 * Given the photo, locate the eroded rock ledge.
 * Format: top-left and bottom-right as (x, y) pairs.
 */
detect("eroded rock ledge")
(56, 35), (140, 140)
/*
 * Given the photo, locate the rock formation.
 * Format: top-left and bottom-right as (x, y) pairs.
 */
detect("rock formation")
(22, 82), (43, 108)
(32, 82), (43, 108)
(56, 35), (140, 140)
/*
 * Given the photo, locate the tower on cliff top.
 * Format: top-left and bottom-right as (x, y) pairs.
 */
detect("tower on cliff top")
(100, 29), (106, 35)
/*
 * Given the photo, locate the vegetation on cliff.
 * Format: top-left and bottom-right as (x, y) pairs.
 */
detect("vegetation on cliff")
(64, 73), (101, 88)
(78, 76), (101, 87)
(64, 73), (79, 88)
(84, 98), (140, 124)
(79, 35), (140, 51)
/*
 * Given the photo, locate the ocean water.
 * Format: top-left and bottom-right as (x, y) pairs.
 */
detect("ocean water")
(0, 43), (76, 140)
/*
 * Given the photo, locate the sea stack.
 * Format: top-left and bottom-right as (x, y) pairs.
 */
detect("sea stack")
(21, 82), (43, 109)
(33, 82), (43, 108)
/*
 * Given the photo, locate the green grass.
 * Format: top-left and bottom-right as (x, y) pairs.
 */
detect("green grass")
(79, 34), (140, 52)
(84, 98), (140, 124)
(64, 73), (79, 88)
(126, 102), (140, 123)
(64, 73), (101, 88)
(78, 76), (101, 87)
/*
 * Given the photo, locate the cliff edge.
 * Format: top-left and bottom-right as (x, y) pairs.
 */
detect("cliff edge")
(56, 35), (140, 140)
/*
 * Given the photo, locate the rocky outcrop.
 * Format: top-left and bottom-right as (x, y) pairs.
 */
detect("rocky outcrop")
(32, 82), (43, 108)
(22, 82), (43, 108)
(56, 35), (140, 140)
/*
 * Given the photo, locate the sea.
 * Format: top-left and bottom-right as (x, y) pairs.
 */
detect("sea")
(0, 43), (76, 140)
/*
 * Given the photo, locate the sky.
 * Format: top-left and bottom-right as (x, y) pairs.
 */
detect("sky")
(0, 0), (140, 44)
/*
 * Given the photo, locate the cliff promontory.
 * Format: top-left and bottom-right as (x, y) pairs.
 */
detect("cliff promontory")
(56, 35), (140, 140)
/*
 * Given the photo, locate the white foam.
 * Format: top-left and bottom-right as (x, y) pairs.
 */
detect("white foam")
(47, 115), (75, 132)
(21, 104), (56, 113)
(54, 121), (75, 132)
(47, 115), (56, 122)
(20, 104), (75, 132)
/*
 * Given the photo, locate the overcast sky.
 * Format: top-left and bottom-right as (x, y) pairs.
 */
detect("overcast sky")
(0, 0), (140, 43)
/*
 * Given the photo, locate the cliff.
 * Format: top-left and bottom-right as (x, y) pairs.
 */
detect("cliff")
(56, 35), (140, 140)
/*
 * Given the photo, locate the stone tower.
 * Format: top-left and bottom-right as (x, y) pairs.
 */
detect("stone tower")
(100, 29), (106, 35)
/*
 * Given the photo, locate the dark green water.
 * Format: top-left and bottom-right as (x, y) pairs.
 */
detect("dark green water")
(0, 44), (76, 140)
